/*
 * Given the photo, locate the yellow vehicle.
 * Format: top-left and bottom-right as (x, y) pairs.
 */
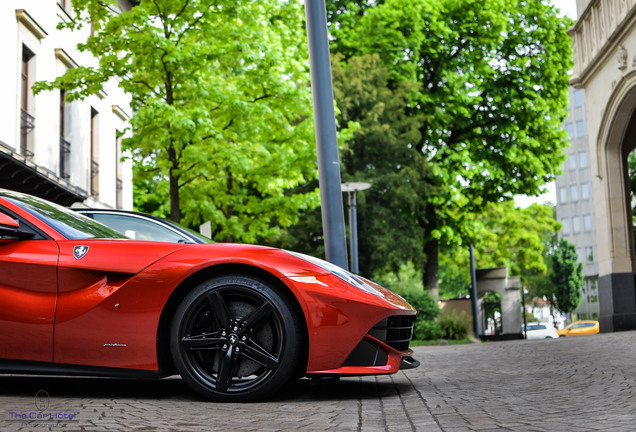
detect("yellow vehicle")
(557, 320), (600, 337)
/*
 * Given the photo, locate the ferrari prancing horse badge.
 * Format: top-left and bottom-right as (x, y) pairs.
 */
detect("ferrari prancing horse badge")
(73, 245), (89, 260)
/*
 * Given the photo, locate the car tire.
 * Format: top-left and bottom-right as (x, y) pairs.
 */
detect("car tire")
(170, 275), (301, 402)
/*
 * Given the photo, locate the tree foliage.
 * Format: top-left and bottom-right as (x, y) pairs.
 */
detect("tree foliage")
(332, 53), (435, 274)
(526, 235), (583, 324)
(35, 0), (319, 243)
(549, 238), (583, 314)
(438, 202), (560, 298)
(328, 0), (573, 295)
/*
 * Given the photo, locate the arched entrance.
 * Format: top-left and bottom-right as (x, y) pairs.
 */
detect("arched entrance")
(568, 1), (636, 332)
(590, 72), (636, 331)
(476, 267), (522, 339)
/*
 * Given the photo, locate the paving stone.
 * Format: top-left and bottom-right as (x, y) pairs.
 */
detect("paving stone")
(1, 331), (636, 431)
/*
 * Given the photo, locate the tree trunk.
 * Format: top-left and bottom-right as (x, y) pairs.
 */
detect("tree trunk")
(169, 171), (180, 223)
(168, 144), (180, 223)
(423, 236), (439, 299)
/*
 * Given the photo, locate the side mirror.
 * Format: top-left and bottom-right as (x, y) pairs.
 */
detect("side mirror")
(0, 212), (35, 239)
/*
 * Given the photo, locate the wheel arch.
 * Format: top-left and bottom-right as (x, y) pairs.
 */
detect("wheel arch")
(155, 263), (309, 378)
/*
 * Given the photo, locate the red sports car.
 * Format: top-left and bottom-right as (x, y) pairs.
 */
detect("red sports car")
(0, 189), (417, 402)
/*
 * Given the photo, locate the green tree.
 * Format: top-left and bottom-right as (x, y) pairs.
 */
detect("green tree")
(330, 0), (573, 296)
(628, 151), (636, 243)
(332, 53), (435, 274)
(34, 0), (318, 243)
(549, 238), (583, 314)
(438, 202), (560, 298)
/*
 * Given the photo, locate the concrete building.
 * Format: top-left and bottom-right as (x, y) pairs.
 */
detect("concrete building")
(555, 86), (600, 320)
(568, 0), (636, 331)
(0, 0), (133, 209)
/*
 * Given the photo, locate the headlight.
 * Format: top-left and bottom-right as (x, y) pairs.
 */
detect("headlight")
(285, 250), (384, 297)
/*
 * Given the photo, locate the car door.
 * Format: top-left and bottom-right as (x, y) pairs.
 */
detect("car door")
(0, 210), (58, 363)
(571, 322), (585, 336)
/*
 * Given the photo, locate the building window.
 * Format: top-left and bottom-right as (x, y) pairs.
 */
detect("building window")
(20, 44), (36, 158)
(576, 121), (585, 137)
(562, 218), (570, 235)
(116, 131), (123, 209)
(568, 154), (576, 171)
(570, 185), (578, 202)
(581, 183), (590, 200)
(579, 151), (588, 168)
(574, 89), (583, 106)
(559, 187), (568, 203)
(59, 90), (71, 179)
(572, 216), (581, 233)
(583, 214), (592, 232)
(576, 248), (583, 263)
(565, 123), (574, 138)
(585, 246), (593, 262)
(90, 107), (100, 198)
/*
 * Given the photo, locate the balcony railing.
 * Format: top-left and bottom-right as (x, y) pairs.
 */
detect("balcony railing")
(60, 137), (71, 179)
(20, 109), (34, 158)
(91, 160), (100, 197)
(116, 177), (123, 209)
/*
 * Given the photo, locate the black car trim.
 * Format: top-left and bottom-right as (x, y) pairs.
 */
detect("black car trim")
(0, 359), (161, 380)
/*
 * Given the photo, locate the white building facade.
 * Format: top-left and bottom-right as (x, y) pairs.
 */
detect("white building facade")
(555, 86), (600, 320)
(0, 0), (133, 209)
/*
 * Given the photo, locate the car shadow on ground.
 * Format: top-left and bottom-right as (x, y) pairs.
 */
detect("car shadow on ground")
(0, 375), (412, 403)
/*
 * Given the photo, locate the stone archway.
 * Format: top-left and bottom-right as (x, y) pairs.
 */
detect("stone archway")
(476, 267), (522, 339)
(569, 0), (636, 331)
(589, 72), (636, 331)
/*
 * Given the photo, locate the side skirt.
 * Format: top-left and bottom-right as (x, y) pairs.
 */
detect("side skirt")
(0, 360), (162, 380)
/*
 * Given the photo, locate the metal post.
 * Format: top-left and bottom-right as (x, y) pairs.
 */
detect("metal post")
(304, 0), (348, 270)
(470, 244), (479, 338)
(342, 182), (370, 274)
(348, 192), (359, 273)
(521, 286), (528, 339)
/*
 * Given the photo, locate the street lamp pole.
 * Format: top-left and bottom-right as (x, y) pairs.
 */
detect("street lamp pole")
(342, 182), (371, 274)
(304, 0), (349, 270)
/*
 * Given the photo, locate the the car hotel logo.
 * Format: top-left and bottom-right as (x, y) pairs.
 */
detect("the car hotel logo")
(73, 246), (89, 260)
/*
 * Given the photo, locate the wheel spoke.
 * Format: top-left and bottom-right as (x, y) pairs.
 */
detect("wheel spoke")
(180, 334), (225, 350)
(216, 348), (236, 392)
(207, 291), (233, 329)
(241, 340), (280, 370)
(238, 302), (274, 335)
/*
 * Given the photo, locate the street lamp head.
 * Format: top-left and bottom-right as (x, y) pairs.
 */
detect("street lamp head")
(341, 182), (371, 193)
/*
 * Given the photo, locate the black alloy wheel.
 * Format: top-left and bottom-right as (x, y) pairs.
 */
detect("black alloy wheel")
(170, 275), (301, 402)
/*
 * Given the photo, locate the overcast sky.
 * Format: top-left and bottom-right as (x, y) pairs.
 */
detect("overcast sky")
(552, 0), (578, 19)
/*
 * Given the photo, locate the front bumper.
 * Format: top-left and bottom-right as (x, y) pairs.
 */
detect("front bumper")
(306, 314), (419, 376)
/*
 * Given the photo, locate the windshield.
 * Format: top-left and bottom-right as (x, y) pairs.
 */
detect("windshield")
(1, 190), (126, 240)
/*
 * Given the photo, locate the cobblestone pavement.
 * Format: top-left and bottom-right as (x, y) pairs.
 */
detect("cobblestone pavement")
(1, 331), (635, 432)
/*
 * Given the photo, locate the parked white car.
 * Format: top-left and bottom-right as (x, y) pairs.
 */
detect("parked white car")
(525, 322), (559, 340)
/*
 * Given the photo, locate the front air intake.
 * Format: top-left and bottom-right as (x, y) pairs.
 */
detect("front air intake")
(368, 315), (415, 352)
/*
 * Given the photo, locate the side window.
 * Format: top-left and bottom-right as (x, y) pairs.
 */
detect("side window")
(90, 213), (191, 243)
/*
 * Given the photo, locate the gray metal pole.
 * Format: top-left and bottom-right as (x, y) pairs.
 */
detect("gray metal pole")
(521, 286), (528, 339)
(304, 0), (348, 270)
(470, 244), (479, 338)
(348, 192), (359, 274)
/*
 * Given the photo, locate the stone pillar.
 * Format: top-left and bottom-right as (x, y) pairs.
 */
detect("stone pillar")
(476, 267), (522, 338)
